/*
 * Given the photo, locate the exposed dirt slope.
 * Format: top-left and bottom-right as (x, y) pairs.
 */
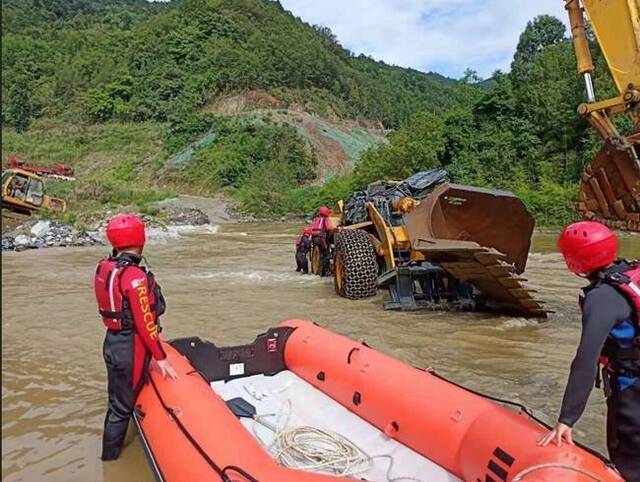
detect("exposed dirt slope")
(203, 91), (387, 176)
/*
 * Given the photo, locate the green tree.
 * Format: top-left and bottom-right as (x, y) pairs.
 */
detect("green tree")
(511, 15), (566, 82)
(354, 111), (446, 186)
(5, 82), (32, 132)
(461, 68), (482, 84)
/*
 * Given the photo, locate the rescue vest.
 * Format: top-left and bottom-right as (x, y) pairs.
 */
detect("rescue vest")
(94, 254), (166, 331)
(600, 261), (640, 377)
(311, 216), (327, 234)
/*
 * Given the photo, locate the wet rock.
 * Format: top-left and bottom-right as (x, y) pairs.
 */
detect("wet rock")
(2, 237), (15, 251)
(90, 212), (168, 233)
(161, 207), (210, 226)
(19, 220), (38, 231)
(30, 221), (51, 238)
(14, 234), (30, 246)
(152, 195), (232, 225)
(3, 229), (21, 239)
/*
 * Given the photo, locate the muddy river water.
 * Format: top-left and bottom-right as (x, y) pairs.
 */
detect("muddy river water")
(2, 224), (638, 481)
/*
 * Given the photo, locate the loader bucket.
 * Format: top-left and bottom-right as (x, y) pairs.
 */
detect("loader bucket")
(577, 135), (640, 232)
(404, 183), (534, 274)
(403, 183), (546, 318)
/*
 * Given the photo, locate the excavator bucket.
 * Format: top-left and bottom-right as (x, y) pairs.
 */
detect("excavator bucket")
(578, 134), (640, 232)
(403, 183), (546, 318)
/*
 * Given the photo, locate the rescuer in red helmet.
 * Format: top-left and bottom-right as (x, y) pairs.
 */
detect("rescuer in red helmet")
(539, 221), (639, 481)
(310, 206), (336, 277)
(94, 214), (178, 461)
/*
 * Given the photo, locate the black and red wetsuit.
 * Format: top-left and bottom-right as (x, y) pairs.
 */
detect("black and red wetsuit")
(295, 233), (311, 274)
(559, 260), (640, 481)
(94, 252), (166, 460)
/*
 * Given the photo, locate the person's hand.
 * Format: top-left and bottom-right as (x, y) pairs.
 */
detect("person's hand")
(538, 422), (574, 447)
(154, 358), (179, 380)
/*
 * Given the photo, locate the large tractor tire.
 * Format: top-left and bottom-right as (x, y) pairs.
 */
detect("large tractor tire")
(333, 229), (379, 299)
(310, 245), (321, 275)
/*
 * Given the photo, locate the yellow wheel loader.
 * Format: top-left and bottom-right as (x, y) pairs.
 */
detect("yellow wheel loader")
(331, 171), (547, 318)
(565, 0), (640, 231)
(1, 168), (67, 215)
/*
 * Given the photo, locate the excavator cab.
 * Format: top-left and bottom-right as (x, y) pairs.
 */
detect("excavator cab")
(1, 169), (66, 214)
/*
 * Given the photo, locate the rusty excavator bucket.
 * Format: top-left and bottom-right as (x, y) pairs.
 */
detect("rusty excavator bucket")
(578, 133), (640, 231)
(404, 183), (547, 318)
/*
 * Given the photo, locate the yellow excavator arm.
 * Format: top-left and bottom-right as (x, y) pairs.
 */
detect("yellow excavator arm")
(565, 0), (640, 231)
(565, 0), (640, 134)
(585, 0), (640, 94)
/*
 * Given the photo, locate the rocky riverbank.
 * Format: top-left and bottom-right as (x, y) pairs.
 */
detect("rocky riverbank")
(1, 204), (217, 252)
(1, 220), (104, 251)
(1, 196), (307, 252)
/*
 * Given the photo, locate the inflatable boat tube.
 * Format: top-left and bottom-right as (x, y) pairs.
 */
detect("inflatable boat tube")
(135, 320), (623, 481)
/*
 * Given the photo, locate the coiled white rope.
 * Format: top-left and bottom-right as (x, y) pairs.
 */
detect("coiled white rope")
(252, 400), (420, 482)
(273, 425), (370, 475)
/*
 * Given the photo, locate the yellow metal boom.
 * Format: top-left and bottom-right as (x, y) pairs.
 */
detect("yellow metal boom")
(565, 0), (640, 136)
(565, 0), (640, 231)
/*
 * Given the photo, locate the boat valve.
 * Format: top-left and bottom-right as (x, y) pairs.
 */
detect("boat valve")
(384, 421), (399, 438)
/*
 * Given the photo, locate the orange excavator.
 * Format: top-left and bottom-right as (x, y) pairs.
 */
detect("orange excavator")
(565, 0), (640, 231)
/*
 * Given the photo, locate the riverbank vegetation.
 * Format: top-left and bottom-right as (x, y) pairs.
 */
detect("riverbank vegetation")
(1, 0), (620, 225)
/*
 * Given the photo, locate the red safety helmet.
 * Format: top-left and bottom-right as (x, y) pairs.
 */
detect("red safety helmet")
(106, 214), (146, 249)
(557, 221), (617, 275)
(303, 227), (313, 235)
(318, 206), (330, 217)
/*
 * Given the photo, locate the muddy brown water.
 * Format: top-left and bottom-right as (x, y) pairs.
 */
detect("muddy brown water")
(2, 225), (639, 481)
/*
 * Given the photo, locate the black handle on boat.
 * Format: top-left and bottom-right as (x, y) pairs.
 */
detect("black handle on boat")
(227, 397), (257, 418)
(347, 347), (360, 364)
(226, 397), (277, 431)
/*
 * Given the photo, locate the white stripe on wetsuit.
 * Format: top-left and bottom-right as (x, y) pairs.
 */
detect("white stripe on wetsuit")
(108, 268), (120, 322)
(629, 282), (640, 297)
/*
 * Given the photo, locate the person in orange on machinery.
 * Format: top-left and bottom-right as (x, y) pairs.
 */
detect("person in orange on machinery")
(94, 214), (178, 461)
(310, 206), (336, 277)
(295, 227), (313, 274)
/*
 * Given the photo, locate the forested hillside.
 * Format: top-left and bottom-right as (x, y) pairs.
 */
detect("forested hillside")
(2, 0), (464, 129)
(2, 0), (475, 220)
(1, 1), (620, 224)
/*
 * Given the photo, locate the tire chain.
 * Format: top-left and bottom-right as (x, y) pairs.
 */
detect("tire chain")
(334, 230), (378, 300)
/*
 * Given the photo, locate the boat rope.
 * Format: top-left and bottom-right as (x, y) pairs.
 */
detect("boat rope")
(427, 369), (614, 467)
(511, 462), (601, 481)
(252, 400), (420, 482)
(148, 376), (259, 482)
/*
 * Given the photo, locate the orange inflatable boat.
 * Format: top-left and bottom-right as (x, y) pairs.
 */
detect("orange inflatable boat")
(134, 320), (623, 481)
